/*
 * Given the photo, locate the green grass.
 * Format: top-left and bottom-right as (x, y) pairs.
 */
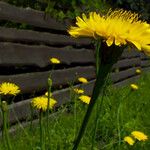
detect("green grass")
(0, 72), (150, 150)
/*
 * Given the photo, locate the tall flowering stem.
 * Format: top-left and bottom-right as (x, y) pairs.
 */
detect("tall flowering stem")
(1, 101), (12, 150)
(72, 43), (124, 150)
(46, 77), (52, 142)
(39, 109), (45, 150)
(95, 40), (101, 76)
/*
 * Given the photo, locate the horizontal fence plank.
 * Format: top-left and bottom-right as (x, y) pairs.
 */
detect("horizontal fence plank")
(0, 42), (95, 67)
(140, 52), (150, 60)
(142, 66), (150, 72)
(141, 60), (150, 67)
(0, 1), (65, 30)
(0, 80), (95, 127)
(113, 57), (141, 70)
(113, 75), (140, 87)
(0, 27), (92, 47)
(121, 48), (140, 59)
(111, 67), (139, 83)
(0, 66), (96, 94)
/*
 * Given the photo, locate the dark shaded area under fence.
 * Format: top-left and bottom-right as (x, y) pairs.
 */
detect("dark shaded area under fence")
(0, 1), (150, 128)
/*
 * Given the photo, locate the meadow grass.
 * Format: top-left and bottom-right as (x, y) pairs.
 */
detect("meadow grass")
(0, 72), (150, 150)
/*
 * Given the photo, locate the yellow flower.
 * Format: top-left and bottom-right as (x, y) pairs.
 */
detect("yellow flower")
(45, 92), (52, 97)
(131, 131), (148, 141)
(31, 96), (57, 111)
(130, 84), (139, 90)
(79, 95), (91, 104)
(78, 77), (88, 83)
(73, 88), (84, 94)
(124, 136), (135, 145)
(68, 9), (150, 55)
(0, 82), (20, 96)
(136, 69), (141, 74)
(50, 58), (60, 64)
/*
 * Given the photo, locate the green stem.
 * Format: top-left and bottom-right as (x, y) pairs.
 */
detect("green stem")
(95, 40), (101, 76)
(91, 82), (107, 150)
(2, 101), (12, 150)
(46, 77), (52, 143)
(72, 43), (124, 150)
(40, 110), (45, 150)
(72, 64), (113, 150)
(73, 93), (78, 139)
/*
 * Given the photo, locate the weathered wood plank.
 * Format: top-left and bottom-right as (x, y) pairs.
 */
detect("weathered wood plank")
(0, 42), (95, 68)
(113, 58), (141, 70)
(142, 67), (150, 72)
(140, 52), (150, 60)
(0, 1), (65, 30)
(0, 66), (96, 94)
(0, 27), (92, 47)
(111, 67), (139, 83)
(113, 75), (140, 87)
(0, 79), (95, 127)
(141, 60), (150, 67)
(121, 48), (140, 59)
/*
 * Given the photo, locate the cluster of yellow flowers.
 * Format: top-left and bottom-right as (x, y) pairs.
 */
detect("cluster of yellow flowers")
(73, 77), (91, 104)
(124, 131), (148, 145)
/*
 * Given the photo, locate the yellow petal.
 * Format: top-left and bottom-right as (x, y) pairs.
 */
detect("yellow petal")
(106, 37), (114, 46)
(131, 41), (141, 50)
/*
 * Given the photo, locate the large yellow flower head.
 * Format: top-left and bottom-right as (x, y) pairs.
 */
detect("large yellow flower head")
(31, 96), (57, 111)
(0, 82), (20, 96)
(68, 9), (150, 55)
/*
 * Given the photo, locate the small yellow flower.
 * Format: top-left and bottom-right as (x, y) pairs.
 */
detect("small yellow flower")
(136, 69), (141, 74)
(31, 96), (57, 111)
(45, 92), (52, 97)
(79, 95), (91, 104)
(0, 82), (20, 96)
(124, 136), (135, 145)
(73, 88), (84, 94)
(50, 58), (60, 64)
(78, 77), (88, 84)
(130, 84), (139, 90)
(131, 131), (148, 141)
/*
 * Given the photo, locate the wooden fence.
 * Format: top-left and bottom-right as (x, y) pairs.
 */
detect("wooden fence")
(0, 1), (150, 128)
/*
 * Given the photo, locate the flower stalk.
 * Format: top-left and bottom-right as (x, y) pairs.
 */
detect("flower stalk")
(39, 109), (45, 150)
(46, 77), (52, 142)
(2, 101), (12, 150)
(72, 43), (124, 150)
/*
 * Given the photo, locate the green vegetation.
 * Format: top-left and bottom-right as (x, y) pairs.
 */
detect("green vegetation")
(0, 72), (149, 150)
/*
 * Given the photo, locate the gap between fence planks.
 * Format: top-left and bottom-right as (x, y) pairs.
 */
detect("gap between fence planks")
(0, 1), (65, 30)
